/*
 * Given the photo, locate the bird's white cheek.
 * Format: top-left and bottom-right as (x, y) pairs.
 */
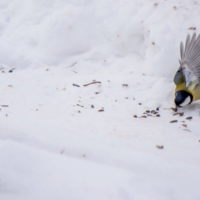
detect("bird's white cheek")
(180, 96), (191, 107)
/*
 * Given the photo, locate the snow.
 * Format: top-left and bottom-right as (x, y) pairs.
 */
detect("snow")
(0, 0), (200, 199)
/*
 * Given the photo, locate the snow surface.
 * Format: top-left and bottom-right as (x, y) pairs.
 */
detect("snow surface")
(0, 0), (200, 199)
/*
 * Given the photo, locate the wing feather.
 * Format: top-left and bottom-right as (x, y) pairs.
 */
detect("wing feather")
(180, 33), (200, 90)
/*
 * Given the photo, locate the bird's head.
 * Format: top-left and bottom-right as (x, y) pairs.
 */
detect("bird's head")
(175, 90), (193, 107)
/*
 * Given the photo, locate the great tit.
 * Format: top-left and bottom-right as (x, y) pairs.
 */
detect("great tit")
(174, 33), (200, 110)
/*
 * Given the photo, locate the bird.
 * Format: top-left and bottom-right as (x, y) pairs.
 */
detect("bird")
(173, 33), (200, 111)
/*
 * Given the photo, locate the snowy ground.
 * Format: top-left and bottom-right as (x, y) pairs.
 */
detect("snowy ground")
(0, 0), (200, 200)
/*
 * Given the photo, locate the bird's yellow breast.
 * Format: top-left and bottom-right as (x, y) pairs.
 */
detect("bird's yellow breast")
(175, 82), (200, 101)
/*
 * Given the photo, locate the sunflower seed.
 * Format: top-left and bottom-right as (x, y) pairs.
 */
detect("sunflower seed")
(170, 120), (178, 123)
(156, 145), (164, 149)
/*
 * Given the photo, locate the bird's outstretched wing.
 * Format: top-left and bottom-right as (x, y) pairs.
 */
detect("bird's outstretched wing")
(180, 33), (200, 90)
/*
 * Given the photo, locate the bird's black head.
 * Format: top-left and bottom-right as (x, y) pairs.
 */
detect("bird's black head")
(175, 90), (193, 107)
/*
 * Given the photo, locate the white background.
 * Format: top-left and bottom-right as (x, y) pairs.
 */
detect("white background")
(0, 0), (200, 199)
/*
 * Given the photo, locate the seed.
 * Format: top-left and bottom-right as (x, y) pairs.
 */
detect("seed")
(182, 124), (187, 128)
(186, 116), (192, 120)
(188, 27), (196, 30)
(173, 112), (184, 116)
(170, 120), (178, 123)
(139, 116), (147, 118)
(98, 108), (104, 112)
(171, 107), (178, 112)
(72, 83), (80, 87)
(156, 145), (164, 149)
(183, 129), (191, 132)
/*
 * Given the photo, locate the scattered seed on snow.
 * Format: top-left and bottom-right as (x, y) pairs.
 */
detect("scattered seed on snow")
(133, 115), (137, 118)
(170, 120), (178, 123)
(186, 116), (192, 120)
(72, 83), (80, 87)
(156, 145), (164, 149)
(173, 112), (184, 116)
(182, 124), (187, 128)
(171, 107), (178, 112)
(83, 81), (101, 87)
(183, 129), (191, 132)
(77, 104), (84, 108)
(98, 108), (104, 112)
(188, 27), (196, 30)
(151, 110), (156, 113)
(139, 116), (147, 118)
